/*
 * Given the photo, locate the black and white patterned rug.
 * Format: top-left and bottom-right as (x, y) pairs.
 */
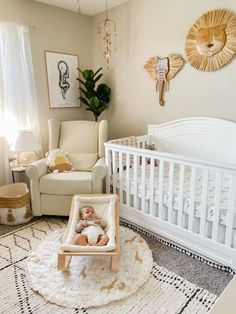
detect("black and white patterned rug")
(0, 219), (217, 313)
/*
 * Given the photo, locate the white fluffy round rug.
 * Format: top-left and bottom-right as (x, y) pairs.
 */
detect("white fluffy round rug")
(27, 226), (153, 309)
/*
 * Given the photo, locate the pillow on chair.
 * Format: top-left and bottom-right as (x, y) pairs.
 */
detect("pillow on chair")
(69, 153), (98, 171)
(46, 149), (72, 173)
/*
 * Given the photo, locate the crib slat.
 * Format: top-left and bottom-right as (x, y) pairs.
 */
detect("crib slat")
(158, 160), (164, 219)
(188, 167), (196, 232)
(126, 153), (130, 207)
(112, 151), (117, 194)
(212, 172), (222, 241)
(199, 170), (209, 237)
(141, 156), (146, 213)
(168, 162), (174, 223)
(118, 152), (123, 204)
(225, 175), (236, 247)
(133, 155), (138, 209)
(105, 148), (111, 193)
(177, 165), (185, 227)
(149, 158), (155, 216)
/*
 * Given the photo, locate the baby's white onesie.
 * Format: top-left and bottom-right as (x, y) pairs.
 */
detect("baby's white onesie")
(76, 219), (107, 245)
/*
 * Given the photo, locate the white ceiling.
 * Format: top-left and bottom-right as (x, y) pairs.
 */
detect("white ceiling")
(34, 0), (130, 16)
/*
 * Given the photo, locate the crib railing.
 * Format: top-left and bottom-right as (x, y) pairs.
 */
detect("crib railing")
(105, 137), (236, 252)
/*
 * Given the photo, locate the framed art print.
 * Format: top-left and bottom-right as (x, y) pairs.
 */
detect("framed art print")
(45, 51), (80, 108)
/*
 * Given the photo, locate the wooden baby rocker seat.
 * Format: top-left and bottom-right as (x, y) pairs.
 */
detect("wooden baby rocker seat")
(57, 194), (120, 272)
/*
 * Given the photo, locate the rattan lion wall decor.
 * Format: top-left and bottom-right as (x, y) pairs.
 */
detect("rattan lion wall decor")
(185, 9), (236, 72)
(144, 54), (184, 106)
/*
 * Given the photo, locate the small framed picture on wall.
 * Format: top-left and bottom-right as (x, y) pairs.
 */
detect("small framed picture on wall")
(45, 51), (80, 108)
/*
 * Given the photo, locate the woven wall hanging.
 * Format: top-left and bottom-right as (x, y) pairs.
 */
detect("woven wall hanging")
(144, 54), (184, 106)
(185, 9), (236, 71)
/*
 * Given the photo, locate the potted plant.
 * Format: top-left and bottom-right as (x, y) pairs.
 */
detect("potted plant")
(77, 67), (111, 121)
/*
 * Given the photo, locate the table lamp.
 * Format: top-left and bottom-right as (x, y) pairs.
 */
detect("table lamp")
(10, 130), (41, 166)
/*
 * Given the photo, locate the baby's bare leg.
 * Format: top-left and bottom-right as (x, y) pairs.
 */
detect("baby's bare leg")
(96, 234), (109, 246)
(75, 234), (89, 246)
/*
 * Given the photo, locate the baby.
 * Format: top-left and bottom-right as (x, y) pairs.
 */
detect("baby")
(75, 205), (109, 246)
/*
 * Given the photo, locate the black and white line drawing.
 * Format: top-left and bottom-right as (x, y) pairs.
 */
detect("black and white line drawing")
(45, 51), (80, 108)
(58, 61), (70, 99)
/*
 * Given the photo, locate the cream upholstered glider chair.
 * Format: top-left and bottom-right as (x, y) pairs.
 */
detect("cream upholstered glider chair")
(26, 119), (108, 216)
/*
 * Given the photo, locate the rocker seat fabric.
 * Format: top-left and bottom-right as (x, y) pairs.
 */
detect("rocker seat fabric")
(61, 194), (117, 252)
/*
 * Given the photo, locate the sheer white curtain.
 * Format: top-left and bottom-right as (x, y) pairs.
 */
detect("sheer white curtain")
(0, 22), (41, 185)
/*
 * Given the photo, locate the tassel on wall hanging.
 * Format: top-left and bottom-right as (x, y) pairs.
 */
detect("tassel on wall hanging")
(144, 54), (184, 106)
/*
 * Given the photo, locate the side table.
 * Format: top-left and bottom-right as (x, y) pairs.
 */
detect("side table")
(10, 166), (26, 183)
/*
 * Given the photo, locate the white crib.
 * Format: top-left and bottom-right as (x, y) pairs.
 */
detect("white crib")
(105, 117), (236, 270)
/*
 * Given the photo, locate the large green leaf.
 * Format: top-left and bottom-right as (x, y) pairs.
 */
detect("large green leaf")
(79, 87), (94, 100)
(92, 67), (102, 78)
(96, 83), (111, 103)
(85, 79), (95, 91)
(96, 101), (109, 115)
(87, 91), (96, 99)
(79, 96), (89, 106)
(94, 73), (103, 83)
(89, 96), (100, 108)
(77, 78), (85, 86)
(82, 69), (94, 80)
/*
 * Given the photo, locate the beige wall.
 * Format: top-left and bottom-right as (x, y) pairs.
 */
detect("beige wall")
(0, 0), (93, 152)
(2, 0), (236, 148)
(92, 0), (236, 139)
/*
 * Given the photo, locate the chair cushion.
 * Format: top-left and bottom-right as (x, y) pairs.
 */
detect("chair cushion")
(39, 172), (92, 195)
(59, 121), (98, 153)
(69, 153), (98, 171)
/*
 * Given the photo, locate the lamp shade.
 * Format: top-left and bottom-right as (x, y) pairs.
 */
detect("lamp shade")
(10, 130), (41, 152)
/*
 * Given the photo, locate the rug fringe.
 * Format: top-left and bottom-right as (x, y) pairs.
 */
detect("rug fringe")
(120, 219), (236, 276)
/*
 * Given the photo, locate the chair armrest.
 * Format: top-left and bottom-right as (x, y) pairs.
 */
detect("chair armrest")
(26, 158), (47, 180)
(92, 158), (107, 193)
(25, 158), (47, 217)
(92, 157), (106, 180)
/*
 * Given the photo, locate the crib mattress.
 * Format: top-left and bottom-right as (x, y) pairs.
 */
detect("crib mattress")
(112, 164), (232, 224)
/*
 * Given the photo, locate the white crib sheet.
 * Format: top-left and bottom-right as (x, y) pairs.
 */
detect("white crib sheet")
(112, 164), (233, 225)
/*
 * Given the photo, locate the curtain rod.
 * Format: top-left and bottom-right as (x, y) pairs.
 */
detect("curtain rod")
(1, 21), (39, 30)
(29, 25), (39, 31)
